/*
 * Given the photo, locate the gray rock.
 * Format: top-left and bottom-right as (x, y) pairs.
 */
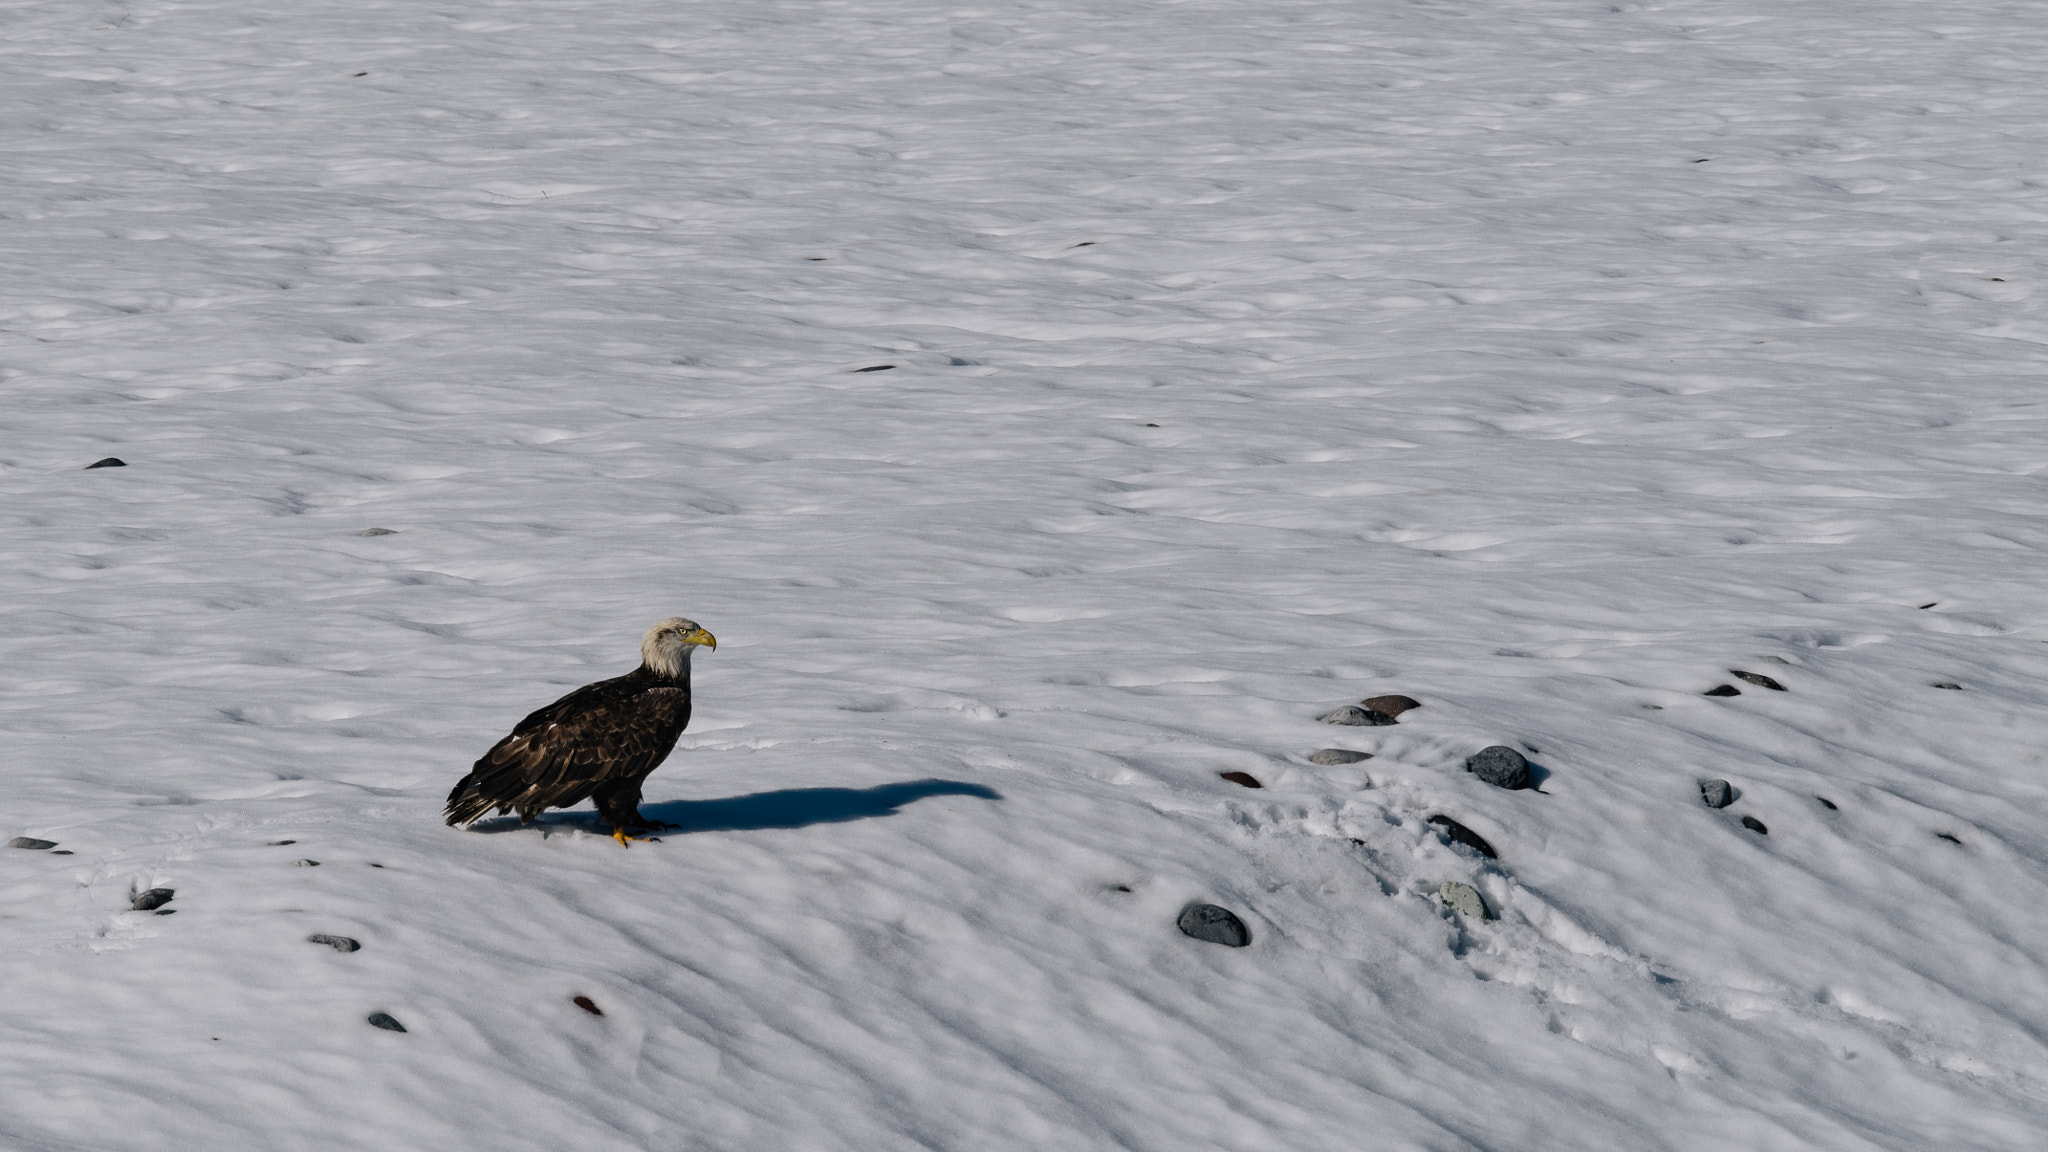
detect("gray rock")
(1933, 682), (1961, 690)
(356, 527), (397, 537)
(1732, 670), (1785, 691)
(293, 859), (320, 867)
(308, 934), (360, 953)
(1741, 816), (1768, 835)
(8, 837), (56, 850)
(1177, 902), (1250, 947)
(1704, 684), (1741, 697)
(1699, 780), (1734, 809)
(1439, 881), (1491, 919)
(1309, 748), (1373, 765)
(1465, 746), (1530, 790)
(85, 457), (126, 469)
(1427, 815), (1497, 859)
(131, 888), (174, 911)
(366, 1012), (407, 1032)
(1760, 655), (1791, 665)
(269, 840), (296, 846)
(1320, 705), (1397, 727)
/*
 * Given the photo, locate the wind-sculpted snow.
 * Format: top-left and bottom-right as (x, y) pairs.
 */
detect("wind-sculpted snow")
(4, 0), (2048, 1148)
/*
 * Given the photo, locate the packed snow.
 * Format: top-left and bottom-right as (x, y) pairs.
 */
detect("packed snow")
(5, 0), (2048, 1147)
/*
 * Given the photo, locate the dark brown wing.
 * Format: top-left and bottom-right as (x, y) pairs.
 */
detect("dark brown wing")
(444, 667), (692, 826)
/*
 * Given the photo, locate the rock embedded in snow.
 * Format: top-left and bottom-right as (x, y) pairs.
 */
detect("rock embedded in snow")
(293, 859), (320, 867)
(1309, 748), (1372, 765)
(356, 528), (397, 537)
(1217, 771), (1262, 788)
(1427, 815), (1497, 859)
(1933, 681), (1961, 690)
(1320, 705), (1396, 726)
(1731, 670), (1785, 691)
(1704, 684), (1741, 697)
(1360, 694), (1421, 717)
(131, 888), (174, 911)
(84, 457), (126, 469)
(1176, 902), (1250, 947)
(307, 934), (360, 952)
(573, 996), (604, 1016)
(1741, 816), (1768, 835)
(1816, 796), (1838, 810)
(8, 837), (56, 850)
(1465, 746), (1530, 790)
(269, 840), (296, 846)
(1700, 780), (1734, 809)
(1438, 881), (1491, 919)
(366, 1013), (407, 1033)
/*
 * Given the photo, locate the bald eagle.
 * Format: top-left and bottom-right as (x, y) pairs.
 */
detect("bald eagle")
(444, 618), (716, 845)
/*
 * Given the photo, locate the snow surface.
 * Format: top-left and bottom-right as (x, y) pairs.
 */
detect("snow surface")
(5, 0), (2048, 1147)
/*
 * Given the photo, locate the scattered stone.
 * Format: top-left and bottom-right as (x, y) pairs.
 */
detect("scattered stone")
(85, 457), (126, 469)
(1933, 682), (1961, 690)
(1760, 655), (1791, 665)
(52, 850), (72, 855)
(1177, 902), (1251, 947)
(1936, 832), (1962, 844)
(1427, 815), (1497, 859)
(1741, 816), (1768, 835)
(1704, 684), (1741, 697)
(1320, 705), (1397, 726)
(1731, 670), (1785, 691)
(1699, 780), (1734, 809)
(131, 888), (174, 911)
(1465, 746), (1530, 790)
(1918, 602), (1938, 609)
(573, 996), (604, 1016)
(356, 528), (397, 537)
(1109, 884), (1132, 893)
(366, 1012), (407, 1033)
(1360, 694), (1421, 717)
(1309, 748), (1372, 765)
(8, 837), (56, 850)
(1816, 796), (1837, 810)
(1218, 771), (1262, 789)
(1639, 703), (1663, 710)
(269, 840), (296, 846)
(853, 364), (896, 372)
(308, 934), (360, 952)
(293, 859), (320, 867)
(1438, 881), (1492, 919)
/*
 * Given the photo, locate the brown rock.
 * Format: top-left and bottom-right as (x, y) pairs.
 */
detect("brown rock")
(1218, 771), (1262, 789)
(573, 996), (604, 1016)
(1360, 695), (1421, 717)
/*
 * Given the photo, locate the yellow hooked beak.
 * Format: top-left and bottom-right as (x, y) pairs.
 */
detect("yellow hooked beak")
(683, 627), (716, 651)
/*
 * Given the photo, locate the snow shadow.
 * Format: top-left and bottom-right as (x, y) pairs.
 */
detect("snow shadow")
(642, 779), (1002, 833)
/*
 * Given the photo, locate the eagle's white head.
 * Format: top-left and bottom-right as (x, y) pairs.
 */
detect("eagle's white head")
(642, 617), (716, 679)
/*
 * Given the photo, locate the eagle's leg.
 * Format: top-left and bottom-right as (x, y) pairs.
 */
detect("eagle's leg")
(595, 778), (666, 846)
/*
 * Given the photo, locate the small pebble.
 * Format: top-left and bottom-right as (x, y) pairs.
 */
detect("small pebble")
(1933, 682), (1961, 690)
(1704, 685), (1741, 697)
(1760, 655), (1791, 665)
(1935, 832), (1962, 844)
(52, 850), (72, 855)
(1465, 746), (1530, 790)
(573, 996), (605, 1016)
(1816, 796), (1837, 810)
(8, 837), (57, 850)
(1741, 816), (1768, 835)
(269, 840), (297, 846)
(1426, 815), (1497, 859)
(1360, 694), (1421, 717)
(1309, 748), (1372, 765)
(132, 888), (174, 911)
(1177, 902), (1251, 947)
(356, 528), (397, 537)
(1319, 705), (1397, 727)
(366, 1012), (407, 1033)
(853, 364), (896, 372)
(1732, 670), (1785, 691)
(1218, 771), (1262, 789)
(1639, 703), (1664, 710)
(1438, 881), (1492, 920)
(85, 457), (127, 469)
(293, 859), (320, 867)
(308, 934), (360, 952)
(1699, 780), (1734, 809)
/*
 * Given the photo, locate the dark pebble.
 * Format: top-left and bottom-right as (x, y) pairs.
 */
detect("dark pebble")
(1465, 746), (1530, 790)
(1218, 771), (1262, 789)
(308, 934), (360, 952)
(854, 364), (896, 372)
(132, 888), (174, 911)
(356, 528), (397, 537)
(573, 996), (604, 1016)
(1704, 684), (1741, 697)
(1427, 815), (1497, 859)
(366, 1012), (407, 1033)
(293, 859), (320, 867)
(1731, 670), (1785, 691)
(1936, 832), (1962, 844)
(85, 457), (127, 469)
(1741, 816), (1768, 834)
(1320, 705), (1397, 727)
(52, 850), (72, 855)
(1699, 780), (1734, 809)
(1177, 902), (1251, 947)
(1816, 796), (1837, 810)
(269, 840), (296, 846)
(1309, 748), (1372, 765)
(1360, 694), (1421, 717)
(8, 837), (57, 850)
(1933, 682), (1961, 690)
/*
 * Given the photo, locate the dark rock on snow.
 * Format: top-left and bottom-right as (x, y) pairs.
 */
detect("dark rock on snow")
(1816, 796), (1837, 810)
(85, 457), (126, 469)
(8, 837), (56, 850)
(52, 850), (72, 855)
(1427, 815), (1497, 859)
(1360, 694), (1421, 717)
(356, 527), (397, 537)
(132, 888), (174, 911)
(366, 1012), (407, 1032)
(1465, 746), (1530, 790)
(1177, 902), (1251, 947)
(1933, 682), (1961, 690)
(269, 840), (296, 846)
(1320, 705), (1397, 727)
(1699, 780), (1734, 809)
(1704, 684), (1741, 697)
(294, 859), (320, 867)
(1731, 670), (1785, 691)
(1741, 816), (1768, 835)
(1309, 748), (1372, 765)
(1936, 832), (1962, 844)
(1218, 771), (1262, 789)
(854, 364), (896, 372)
(573, 996), (604, 1016)
(308, 934), (360, 953)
